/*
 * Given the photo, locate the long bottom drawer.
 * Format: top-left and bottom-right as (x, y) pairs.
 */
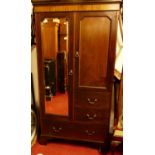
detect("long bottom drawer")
(43, 120), (108, 143)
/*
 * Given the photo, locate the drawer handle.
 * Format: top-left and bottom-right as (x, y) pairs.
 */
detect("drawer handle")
(87, 98), (98, 105)
(85, 130), (96, 136)
(52, 126), (62, 133)
(86, 113), (97, 120)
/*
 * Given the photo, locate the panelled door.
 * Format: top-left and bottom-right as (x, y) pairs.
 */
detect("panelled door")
(74, 11), (118, 108)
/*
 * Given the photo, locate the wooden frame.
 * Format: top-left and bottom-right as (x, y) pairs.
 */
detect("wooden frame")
(32, 0), (122, 5)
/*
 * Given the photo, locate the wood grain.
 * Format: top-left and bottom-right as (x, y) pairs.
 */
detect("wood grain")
(34, 1), (121, 149)
(34, 4), (120, 12)
(41, 20), (59, 59)
(32, 0), (122, 5)
(79, 15), (110, 87)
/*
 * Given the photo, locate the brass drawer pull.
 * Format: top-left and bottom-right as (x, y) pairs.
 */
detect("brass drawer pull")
(86, 113), (97, 120)
(85, 130), (96, 136)
(52, 126), (62, 133)
(87, 98), (98, 105)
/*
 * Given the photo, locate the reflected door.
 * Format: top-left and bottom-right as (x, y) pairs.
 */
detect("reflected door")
(41, 17), (71, 116)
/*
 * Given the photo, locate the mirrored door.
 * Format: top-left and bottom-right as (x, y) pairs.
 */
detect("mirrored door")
(40, 17), (71, 116)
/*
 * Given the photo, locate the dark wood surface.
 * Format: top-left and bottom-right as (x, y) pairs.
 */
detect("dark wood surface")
(74, 107), (109, 122)
(41, 21), (58, 59)
(78, 13), (110, 88)
(32, 0), (122, 5)
(34, 1), (120, 151)
(35, 11), (74, 135)
(76, 90), (110, 108)
(43, 119), (108, 143)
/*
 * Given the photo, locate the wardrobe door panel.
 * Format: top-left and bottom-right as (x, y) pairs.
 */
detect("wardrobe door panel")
(75, 12), (117, 90)
(35, 12), (74, 118)
(79, 17), (110, 87)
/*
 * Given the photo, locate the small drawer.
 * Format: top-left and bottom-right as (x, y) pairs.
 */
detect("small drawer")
(51, 125), (63, 134)
(74, 107), (109, 123)
(75, 123), (107, 142)
(77, 91), (110, 109)
(44, 120), (70, 137)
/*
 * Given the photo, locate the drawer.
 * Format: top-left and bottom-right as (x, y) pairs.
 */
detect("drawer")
(77, 90), (110, 109)
(44, 120), (76, 138)
(43, 119), (108, 143)
(74, 107), (109, 123)
(74, 123), (107, 142)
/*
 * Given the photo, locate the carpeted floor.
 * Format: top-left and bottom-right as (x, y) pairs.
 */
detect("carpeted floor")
(31, 141), (122, 155)
(45, 92), (68, 116)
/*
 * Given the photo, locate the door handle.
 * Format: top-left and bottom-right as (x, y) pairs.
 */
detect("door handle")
(75, 51), (79, 58)
(68, 69), (73, 76)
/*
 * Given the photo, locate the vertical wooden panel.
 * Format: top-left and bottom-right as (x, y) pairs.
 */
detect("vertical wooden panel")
(79, 16), (111, 87)
(41, 20), (59, 59)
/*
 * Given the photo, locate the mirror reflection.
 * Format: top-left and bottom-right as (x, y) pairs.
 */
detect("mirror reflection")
(41, 18), (69, 116)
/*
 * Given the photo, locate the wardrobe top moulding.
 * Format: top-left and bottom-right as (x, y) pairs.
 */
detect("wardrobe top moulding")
(32, 0), (122, 12)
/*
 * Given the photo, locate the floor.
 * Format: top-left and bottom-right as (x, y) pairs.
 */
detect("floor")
(45, 92), (68, 116)
(31, 140), (123, 155)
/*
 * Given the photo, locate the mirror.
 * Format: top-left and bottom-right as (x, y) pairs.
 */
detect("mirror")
(41, 17), (69, 116)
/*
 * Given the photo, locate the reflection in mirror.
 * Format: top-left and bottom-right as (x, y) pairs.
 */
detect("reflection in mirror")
(41, 18), (69, 116)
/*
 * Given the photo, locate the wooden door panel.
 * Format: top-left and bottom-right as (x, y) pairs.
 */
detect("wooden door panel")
(79, 16), (110, 87)
(35, 12), (74, 118)
(75, 11), (117, 90)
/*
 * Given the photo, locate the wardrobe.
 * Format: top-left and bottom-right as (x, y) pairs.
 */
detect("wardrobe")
(32, 0), (122, 151)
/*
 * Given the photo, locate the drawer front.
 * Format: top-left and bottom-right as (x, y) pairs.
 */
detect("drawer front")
(77, 90), (110, 109)
(45, 120), (71, 137)
(74, 123), (107, 142)
(74, 107), (109, 123)
(43, 119), (107, 143)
